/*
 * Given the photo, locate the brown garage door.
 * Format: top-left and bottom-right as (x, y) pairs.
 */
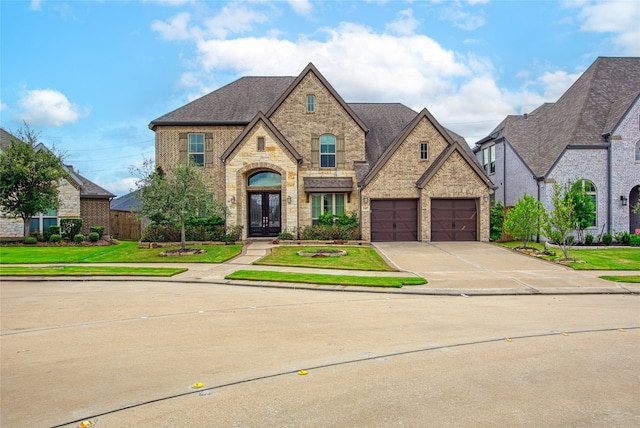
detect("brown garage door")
(431, 199), (477, 241)
(371, 199), (418, 241)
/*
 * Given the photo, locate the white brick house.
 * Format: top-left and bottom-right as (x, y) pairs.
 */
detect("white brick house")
(475, 57), (640, 237)
(150, 63), (494, 242)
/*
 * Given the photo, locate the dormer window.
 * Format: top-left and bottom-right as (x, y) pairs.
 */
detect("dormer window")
(307, 95), (315, 113)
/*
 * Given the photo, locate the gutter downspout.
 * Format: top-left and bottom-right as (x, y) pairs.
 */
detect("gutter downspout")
(603, 133), (612, 233)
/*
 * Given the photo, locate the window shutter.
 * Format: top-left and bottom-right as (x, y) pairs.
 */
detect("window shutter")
(205, 133), (213, 167)
(336, 135), (345, 168)
(179, 133), (188, 163)
(311, 134), (319, 167)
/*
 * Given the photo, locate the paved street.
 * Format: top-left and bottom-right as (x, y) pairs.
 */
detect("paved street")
(1, 279), (638, 427)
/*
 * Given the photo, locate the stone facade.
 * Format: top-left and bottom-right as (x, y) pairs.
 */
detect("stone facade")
(151, 64), (492, 242)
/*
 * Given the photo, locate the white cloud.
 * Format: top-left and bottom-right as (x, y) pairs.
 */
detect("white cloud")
(0, 100), (7, 111)
(439, 4), (486, 30)
(538, 70), (581, 100)
(569, 0), (640, 55)
(29, 0), (41, 11)
(16, 89), (86, 127)
(386, 9), (420, 36)
(287, 0), (313, 16)
(151, 12), (199, 40)
(101, 177), (139, 197)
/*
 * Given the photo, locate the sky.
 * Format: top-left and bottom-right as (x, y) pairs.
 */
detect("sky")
(1, 0), (639, 197)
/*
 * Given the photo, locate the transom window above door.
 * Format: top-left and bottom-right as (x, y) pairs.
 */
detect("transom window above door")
(248, 171), (281, 187)
(188, 133), (205, 166)
(320, 134), (336, 168)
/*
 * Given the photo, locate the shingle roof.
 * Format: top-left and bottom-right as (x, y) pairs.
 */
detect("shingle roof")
(70, 167), (115, 199)
(0, 128), (18, 149)
(110, 190), (141, 211)
(149, 76), (296, 128)
(484, 57), (640, 177)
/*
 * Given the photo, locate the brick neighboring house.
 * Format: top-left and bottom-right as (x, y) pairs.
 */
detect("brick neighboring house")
(0, 128), (115, 238)
(149, 63), (493, 242)
(475, 57), (640, 237)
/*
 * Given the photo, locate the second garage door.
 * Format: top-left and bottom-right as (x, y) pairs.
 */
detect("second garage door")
(371, 199), (418, 242)
(431, 199), (477, 241)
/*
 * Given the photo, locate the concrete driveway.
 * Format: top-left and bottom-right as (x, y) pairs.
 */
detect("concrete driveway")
(373, 241), (637, 294)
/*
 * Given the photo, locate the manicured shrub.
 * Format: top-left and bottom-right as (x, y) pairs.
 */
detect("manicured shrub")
(584, 233), (594, 246)
(88, 232), (100, 242)
(49, 225), (61, 235)
(90, 226), (105, 239)
(602, 233), (613, 246)
(24, 236), (38, 245)
(222, 225), (243, 242)
(49, 234), (62, 243)
(614, 231), (631, 245)
(277, 231), (295, 240)
(490, 201), (505, 241)
(629, 234), (640, 246)
(73, 233), (85, 244)
(60, 218), (82, 240)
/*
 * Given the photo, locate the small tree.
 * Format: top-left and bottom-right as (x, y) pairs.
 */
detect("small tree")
(134, 161), (226, 250)
(503, 194), (544, 248)
(489, 200), (505, 241)
(542, 183), (576, 259)
(568, 180), (595, 243)
(0, 124), (67, 237)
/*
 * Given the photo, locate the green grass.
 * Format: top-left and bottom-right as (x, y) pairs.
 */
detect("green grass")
(0, 266), (187, 277)
(226, 270), (426, 287)
(497, 242), (640, 270)
(599, 275), (640, 283)
(254, 246), (396, 271)
(0, 241), (242, 264)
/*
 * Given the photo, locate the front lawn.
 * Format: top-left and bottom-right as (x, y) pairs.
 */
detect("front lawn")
(254, 246), (396, 271)
(599, 275), (640, 284)
(497, 242), (640, 270)
(226, 270), (425, 287)
(0, 266), (187, 277)
(0, 241), (242, 264)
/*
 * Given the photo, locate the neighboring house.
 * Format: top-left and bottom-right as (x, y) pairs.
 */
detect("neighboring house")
(149, 63), (493, 242)
(474, 57), (640, 236)
(0, 128), (115, 238)
(110, 190), (144, 240)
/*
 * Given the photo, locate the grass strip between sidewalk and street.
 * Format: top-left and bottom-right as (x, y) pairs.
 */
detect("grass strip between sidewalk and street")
(0, 266), (188, 277)
(225, 270), (426, 288)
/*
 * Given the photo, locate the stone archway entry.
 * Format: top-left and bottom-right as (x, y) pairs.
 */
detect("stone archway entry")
(247, 171), (282, 237)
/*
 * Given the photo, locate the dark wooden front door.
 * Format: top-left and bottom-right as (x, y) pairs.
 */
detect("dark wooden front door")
(431, 199), (477, 241)
(370, 199), (418, 241)
(249, 192), (281, 237)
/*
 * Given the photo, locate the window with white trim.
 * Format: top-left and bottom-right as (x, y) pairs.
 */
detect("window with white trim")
(579, 179), (597, 227)
(483, 145), (495, 174)
(188, 133), (205, 166)
(29, 209), (58, 234)
(311, 193), (345, 224)
(320, 134), (336, 168)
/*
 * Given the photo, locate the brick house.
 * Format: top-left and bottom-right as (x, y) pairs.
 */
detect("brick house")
(474, 57), (640, 236)
(149, 63), (493, 242)
(0, 128), (115, 238)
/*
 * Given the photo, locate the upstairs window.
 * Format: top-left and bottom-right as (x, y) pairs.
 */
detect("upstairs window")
(307, 95), (315, 113)
(257, 136), (265, 152)
(188, 133), (205, 166)
(320, 134), (336, 168)
(420, 142), (428, 160)
(483, 145), (495, 174)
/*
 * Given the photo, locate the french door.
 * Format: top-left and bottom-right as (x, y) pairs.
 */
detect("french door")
(248, 192), (281, 237)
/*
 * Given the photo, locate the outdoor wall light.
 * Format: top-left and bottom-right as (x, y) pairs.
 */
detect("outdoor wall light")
(363, 197), (369, 203)
(287, 196), (292, 204)
(620, 195), (628, 206)
(230, 196), (236, 204)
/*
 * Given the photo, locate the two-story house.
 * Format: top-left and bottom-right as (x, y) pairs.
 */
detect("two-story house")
(149, 63), (493, 242)
(475, 57), (640, 236)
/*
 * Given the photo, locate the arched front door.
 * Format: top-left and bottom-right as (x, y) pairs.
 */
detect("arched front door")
(630, 185), (640, 234)
(248, 171), (281, 237)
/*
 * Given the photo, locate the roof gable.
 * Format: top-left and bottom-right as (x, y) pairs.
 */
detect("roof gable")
(266, 63), (368, 133)
(417, 143), (494, 189)
(220, 111), (302, 163)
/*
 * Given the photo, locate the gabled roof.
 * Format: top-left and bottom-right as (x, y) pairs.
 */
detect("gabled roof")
(360, 108), (481, 188)
(478, 57), (640, 177)
(111, 189), (141, 211)
(1, 128), (114, 199)
(266, 63), (368, 133)
(416, 143), (494, 190)
(220, 111), (302, 163)
(149, 76), (296, 130)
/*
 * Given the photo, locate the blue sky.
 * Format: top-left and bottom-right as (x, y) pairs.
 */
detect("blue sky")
(1, 0), (639, 197)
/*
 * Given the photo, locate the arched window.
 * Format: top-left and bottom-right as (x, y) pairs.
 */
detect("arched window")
(635, 141), (640, 162)
(248, 171), (281, 187)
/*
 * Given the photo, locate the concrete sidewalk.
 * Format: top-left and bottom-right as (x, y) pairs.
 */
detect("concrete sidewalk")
(5, 240), (639, 296)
